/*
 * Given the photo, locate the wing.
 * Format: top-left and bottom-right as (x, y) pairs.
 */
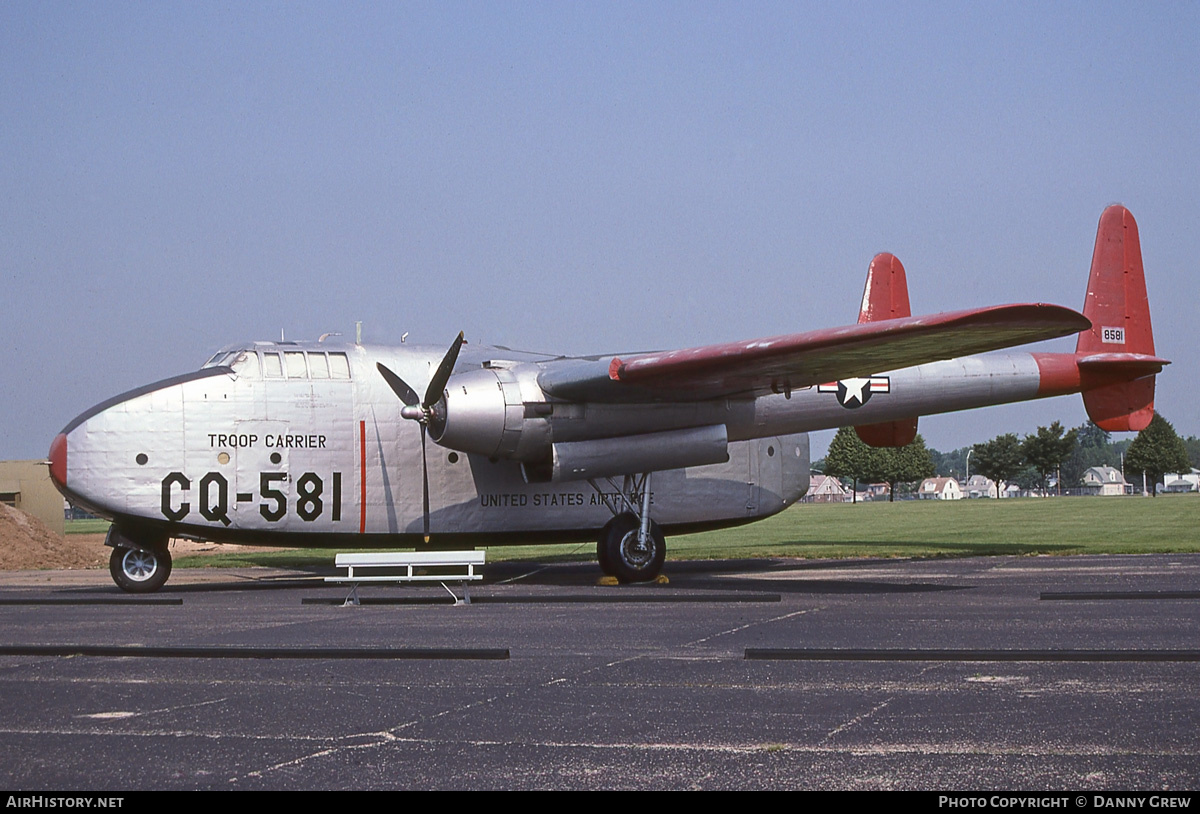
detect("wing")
(538, 303), (1090, 402)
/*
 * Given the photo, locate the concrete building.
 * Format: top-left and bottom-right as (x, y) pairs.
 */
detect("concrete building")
(0, 460), (65, 535)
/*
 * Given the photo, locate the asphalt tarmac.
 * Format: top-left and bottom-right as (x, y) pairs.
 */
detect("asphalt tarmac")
(1, 554), (1198, 790)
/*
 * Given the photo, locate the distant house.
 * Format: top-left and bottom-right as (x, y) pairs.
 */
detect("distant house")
(962, 474), (997, 499)
(1162, 469), (1200, 493)
(863, 483), (892, 501)
(1081, 466), (1130, 496)
(804, 474), (849, 503)
(918, 477), (962, 500)
(1000, 481), (1050, 498)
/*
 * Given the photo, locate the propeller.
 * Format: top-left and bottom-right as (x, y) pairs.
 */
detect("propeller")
(376, 332), (465, 542)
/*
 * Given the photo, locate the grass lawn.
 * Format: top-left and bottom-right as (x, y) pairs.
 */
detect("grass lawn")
(93, 493), (1196, 570)
(64, 518), (113, 535)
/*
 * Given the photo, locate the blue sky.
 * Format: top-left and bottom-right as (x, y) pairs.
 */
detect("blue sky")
(2, 1), (1197, 460)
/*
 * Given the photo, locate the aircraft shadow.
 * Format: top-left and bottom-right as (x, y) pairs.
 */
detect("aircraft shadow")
(482, 558), (972, 596)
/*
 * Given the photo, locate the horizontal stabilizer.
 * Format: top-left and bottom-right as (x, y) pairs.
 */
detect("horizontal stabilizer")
(1077, 353), (1168, 379)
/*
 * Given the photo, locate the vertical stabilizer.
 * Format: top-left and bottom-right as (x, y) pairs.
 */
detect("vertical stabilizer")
(1077, 205), (1159, 431)
(858, 252), (912, 323)
(855, 253), (919, 447)
(1078, 205), (1155, 356)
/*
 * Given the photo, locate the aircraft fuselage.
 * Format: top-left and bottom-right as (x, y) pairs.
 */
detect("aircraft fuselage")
(50, 341), (816, 547)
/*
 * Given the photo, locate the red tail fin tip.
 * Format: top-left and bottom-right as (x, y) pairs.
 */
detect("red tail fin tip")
(858, 253), (912, 324)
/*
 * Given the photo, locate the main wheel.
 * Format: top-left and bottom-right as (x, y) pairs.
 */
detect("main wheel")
(599, 512), (665, 583)
(596, 538), (614, 575)
(109, 545), (172, 593)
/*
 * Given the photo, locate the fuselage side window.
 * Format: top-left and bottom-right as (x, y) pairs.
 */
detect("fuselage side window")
(329, 352), (351, 379)
(285, 351), (308, 379)
(230, 351), (260, 379)
(308, 352), (330, 379)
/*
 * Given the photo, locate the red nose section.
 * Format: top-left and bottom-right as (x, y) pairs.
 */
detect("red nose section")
(48, 433), (67, 490)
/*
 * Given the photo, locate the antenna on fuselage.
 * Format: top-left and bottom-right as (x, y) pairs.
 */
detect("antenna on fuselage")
(356, 321), (362, 345)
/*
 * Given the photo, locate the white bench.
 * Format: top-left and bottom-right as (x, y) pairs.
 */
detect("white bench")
(325, 550), (485, 606)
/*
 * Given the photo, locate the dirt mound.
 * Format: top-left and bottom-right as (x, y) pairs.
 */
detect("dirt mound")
(0, 505), (107, 570)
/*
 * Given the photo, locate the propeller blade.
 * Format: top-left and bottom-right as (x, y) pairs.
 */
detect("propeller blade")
(424, 331), (464, 408)
(376, 363), (420, 407)
(421, 426), (430, 542)
(379, 335), (462, 544)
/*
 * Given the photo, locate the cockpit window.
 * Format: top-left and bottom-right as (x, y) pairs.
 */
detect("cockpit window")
(262, 352), (283, 378)
(329, 352), (351, 379)
(203, 351), (237, 369)
(284, 352), (307, 379)
(230, 351), (260, 379)
(308, 352), (330, 379)
(204, 347), (349, 380)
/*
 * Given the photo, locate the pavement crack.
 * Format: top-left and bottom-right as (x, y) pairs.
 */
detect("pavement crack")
(75, 696), (229, 721)
(683, 607), (822, 648)
(824, 698), (891, 742)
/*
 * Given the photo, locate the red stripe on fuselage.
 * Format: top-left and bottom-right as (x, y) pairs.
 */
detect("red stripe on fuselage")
(359, 420), (367, 534)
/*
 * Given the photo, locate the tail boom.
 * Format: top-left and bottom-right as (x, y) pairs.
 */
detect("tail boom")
(855, 253), (920, 447)
(1074, 205), (1163, 431)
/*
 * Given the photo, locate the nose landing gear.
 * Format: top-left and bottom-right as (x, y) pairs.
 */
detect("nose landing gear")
(106, 527), (172, 593)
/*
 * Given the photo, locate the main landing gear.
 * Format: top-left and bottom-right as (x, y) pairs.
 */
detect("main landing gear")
(106, 526), (172, 593)
(590, 472), (665, 583)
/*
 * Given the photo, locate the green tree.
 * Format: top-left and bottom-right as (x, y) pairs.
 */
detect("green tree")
(1125, 412), (1190, 496)
(1012, 466), (1042, 493)
(972, 434), (1024, 498)
(929, 446), (970, 479)
(1184, 435), (1200, 470)
(877, 434), (936, 502)
(1022, 421), (1079, 494)
(823, 427), (884, 502)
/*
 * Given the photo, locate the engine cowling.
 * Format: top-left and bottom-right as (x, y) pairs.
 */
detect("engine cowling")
(426, 366), (732, 483)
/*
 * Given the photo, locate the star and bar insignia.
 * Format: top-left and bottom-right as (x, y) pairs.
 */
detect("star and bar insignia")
(817, 376), (890, 408)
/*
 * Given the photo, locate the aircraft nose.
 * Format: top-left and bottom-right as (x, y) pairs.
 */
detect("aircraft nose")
(48, 433), (67, 490)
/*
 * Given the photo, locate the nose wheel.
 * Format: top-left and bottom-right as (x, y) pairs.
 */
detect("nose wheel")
(107, 531), (172, 593)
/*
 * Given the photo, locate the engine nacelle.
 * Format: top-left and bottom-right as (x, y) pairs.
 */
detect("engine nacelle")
(429, 366), (550, 460)
(522, 424), (730, 483)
